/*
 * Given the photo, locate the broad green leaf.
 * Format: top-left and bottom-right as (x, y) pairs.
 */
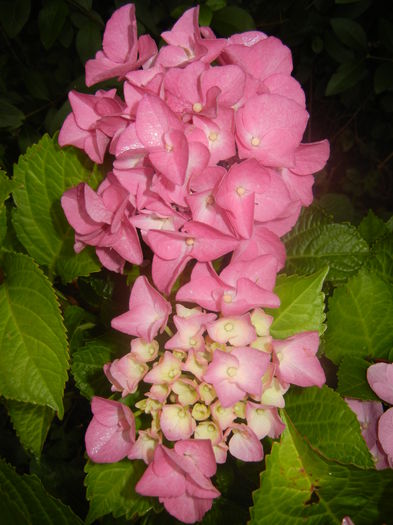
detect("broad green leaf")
(250, 415), (393, 525)
(0, 99), (25, 129)
(0, 170), (16, 203)
(366, 233), (393, 284)
(63, 304), (96, 354)
(85, 459), (153, 524)
(374, 62), (393, 94)
(12, 134), (102, 282)
(358, 209), (389, 244)
(72, 337), (126, 399)
(266, 267), (328, 339)
(5, 400), (54, 457)
(0, 458), (83, 524)
(284, 207), (368, 280)
(317, 193), (355, 222)
(337, 356), (379, 400)
(323, 270), (393, 364)
(212, 6), (255, 36)
(284, 386), (374, 468)
(0, 252), (68, 417)
(325, 61), (366, 96)
(330, 18), (367, 51)
(38, 0), (69, 49)
(0, 0), (30, 38)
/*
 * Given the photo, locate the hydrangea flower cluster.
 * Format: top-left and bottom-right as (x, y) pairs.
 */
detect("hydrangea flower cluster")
(346, 363), (393, 470)
(59, 4), (329, 522)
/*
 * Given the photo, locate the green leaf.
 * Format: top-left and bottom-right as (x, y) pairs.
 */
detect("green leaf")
(0, 206), (6, 247)
(284, 386), (374, 468)
(5, 400), (54, 457)
(358, 209), (389, 244)
(374, 62), (393, 94)
(76, 21), (102, 63)
(284, 207), (368, 280)
(330, 18), (367, 51)
(0, 170), (15, 204)
(71, 337), (126, 399)
(206, 0), (226, 11)
(323, 270), (393, 364)
(198, 5), (213, 26)
(317, 193), (355, 222)
(63, 304), (96, 354)
(85, 459), (153, 524)
(0, 458), (83, 524)
(337, 356), (379, 401)
(366, 233), (393, 284)
(0, 252), (68, 417)
(38, 0), (69, 50)
(212, 6), (255, 36)
(250, 415), (393, 525)
(325, 61), (366, 96)
(12, 134), (102, 282)
(0, 0), (31, 38)
(0, 99), (24, 129)
(266, 267), (328, 339)
(335, 0), (362, 3)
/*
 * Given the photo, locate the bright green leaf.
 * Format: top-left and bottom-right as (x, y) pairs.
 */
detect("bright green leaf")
(358, 209), (389, 244)
(284, 207), (368, 280)
(266, 267), (328, 339)
(366, 233), (393, 284)
(0, 458), (83, 524)
(0, 0), (30, 38)
(284, 386), (374, 468)
(337, 356), (379, 400)
(0, 99), (24, 129)
(323, 270), (393, 364)
(325, 61), (366, 96)
(0, 170), (15, 203)
(212, 6), (255, 36)
(38, 0), (69, 49)
(5, 400), (54, 457)
(85, 460), (153, 524)
(330, 18), (367, 50)
(0, 252), (68, 417)
(12, 134), (102, 282)
(250, 416), (393, 525)
(71, 336), (126, 399)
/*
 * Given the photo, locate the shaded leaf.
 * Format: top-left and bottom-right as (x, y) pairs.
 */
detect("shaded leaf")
(323, 270), (393, 364)
(266, 267), (328, 339)
(374, 62), (393, 94)
(0, 99), (24, 129)
(5, 400), (54, 457)
(325, 61), (366, 96)
(379, 18), (393, 54)
(366, 233), (393, 284)
(284, 386), (374, 468)
(358, 209), (389, 244)
(0, 0), (30, 38)
(38, 0), (69, 49)
(85, 460), (153, 524)
(212, 6), (255, 36)
(12, 134), (102, 282)
(0, 252), (68, 417)
(337, 356), (379, 401)
(330, 17), (367, 50)
(76, 21), (102, 63)
(0, 458), (83, 524)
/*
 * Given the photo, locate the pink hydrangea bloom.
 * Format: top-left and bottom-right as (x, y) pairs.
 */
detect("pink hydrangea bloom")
(367, 363), (393, 405)
(85, 396), (135, 463)
(378, 407), (393, 467)
(111, 275), (171, 341)
(135, 440), (220, 523)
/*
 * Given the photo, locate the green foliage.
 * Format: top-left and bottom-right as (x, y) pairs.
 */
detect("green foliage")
(84, 459), (154, 524)
(12, 134), (102, 282)
(284, 207), (369, 280)
(250, 416), (393, 525)
(358, 210), (389, 244)
(0, 458), (84, 524)
(0, 252), (68, 417)
(71, 337), (126, 399)
(323, 269), (393, 364)
(284, 386), (374, 468)
(337, 356), (379, 400)
(0, 0), (31, 38)
(267, 267), (328, 339)
(366, 233), (393, 284)
(5, 400), (54, 458)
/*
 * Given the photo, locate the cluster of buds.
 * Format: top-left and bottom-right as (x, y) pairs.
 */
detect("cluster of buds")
(346, 363), (393, 470)
(59, 3), (330, 522)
